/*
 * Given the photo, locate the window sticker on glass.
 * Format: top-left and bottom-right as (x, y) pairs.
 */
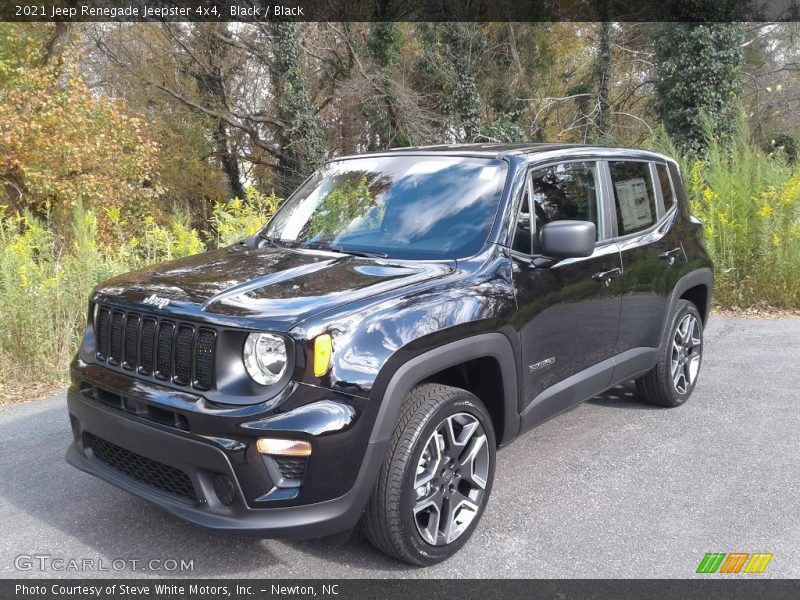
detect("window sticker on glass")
(614, 177), (653, 231)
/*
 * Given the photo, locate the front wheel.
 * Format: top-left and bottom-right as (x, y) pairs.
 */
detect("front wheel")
(364, 383), (496, 566)
(636, 299), (704, 407)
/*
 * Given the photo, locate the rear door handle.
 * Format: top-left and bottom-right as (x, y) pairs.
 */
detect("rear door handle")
(658, 247), (682, 265)
(591, 267), (622, 286)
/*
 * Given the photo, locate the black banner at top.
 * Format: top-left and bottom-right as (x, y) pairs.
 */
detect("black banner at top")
(1, 0), (798, 22)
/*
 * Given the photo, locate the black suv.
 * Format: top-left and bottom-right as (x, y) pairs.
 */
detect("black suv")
(67, 144), (712, 565)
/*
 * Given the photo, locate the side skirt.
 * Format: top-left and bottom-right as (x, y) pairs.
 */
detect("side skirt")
(518, 347), (658, 434)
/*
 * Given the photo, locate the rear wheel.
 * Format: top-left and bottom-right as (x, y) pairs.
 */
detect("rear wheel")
(364, 383), (496, 566)
(636, 299), (704, 407)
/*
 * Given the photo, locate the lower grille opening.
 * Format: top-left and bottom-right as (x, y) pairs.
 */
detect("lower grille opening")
(273, 456), (308, 481)
(80, 385), (190, 432)
(83, 432), (197, 502)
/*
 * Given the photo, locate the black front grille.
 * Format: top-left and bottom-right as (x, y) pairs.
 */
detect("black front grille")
(93, 304), (216, 390)
(194, 328), (215, 391)
(109, 311), (124, 364)
(96, 308), (110, 359)
(174, 325), (194, 385)
(273, 456), (308, 481)
(155, 322), (175, 379)
(84, 432), (197, 501)
(139, 318), (156, 375)
(123, 314), (139, 369)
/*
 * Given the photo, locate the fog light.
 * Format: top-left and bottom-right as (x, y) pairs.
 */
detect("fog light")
(213, 473), (235, 506)
(313, 334), (332, 377)
(256, 438), (312, 457)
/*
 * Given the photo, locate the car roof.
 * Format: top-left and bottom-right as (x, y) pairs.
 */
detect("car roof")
(334, 143), (674, 163)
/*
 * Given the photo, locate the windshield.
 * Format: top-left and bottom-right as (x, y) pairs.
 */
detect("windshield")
(262, 155), (509, 260)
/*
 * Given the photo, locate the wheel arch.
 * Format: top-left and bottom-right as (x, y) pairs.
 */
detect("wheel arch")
(658, 268), (713, 348)
(370, 333), (520, 447)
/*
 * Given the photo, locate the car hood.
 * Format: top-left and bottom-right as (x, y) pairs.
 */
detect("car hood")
(93, 244), (455, 331)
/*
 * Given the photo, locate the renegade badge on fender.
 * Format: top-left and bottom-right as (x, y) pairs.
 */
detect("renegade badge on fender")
(67, 144), (712, 565)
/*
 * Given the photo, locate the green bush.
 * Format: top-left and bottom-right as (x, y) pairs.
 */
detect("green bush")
(0, 189), (281, 399)
(686, 121), (800, 307)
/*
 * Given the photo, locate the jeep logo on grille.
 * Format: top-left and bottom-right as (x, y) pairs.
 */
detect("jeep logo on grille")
(142, 294), (170, 309)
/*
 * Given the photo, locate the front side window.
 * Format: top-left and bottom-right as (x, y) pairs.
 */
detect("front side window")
(609, 161), (657, 236)
(262, 156), (509, 260)
(517, 161), (602, 254)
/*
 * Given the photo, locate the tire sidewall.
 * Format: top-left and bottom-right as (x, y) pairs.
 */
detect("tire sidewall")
(664, 301), (704, 404)
(398, 395), (496, 564)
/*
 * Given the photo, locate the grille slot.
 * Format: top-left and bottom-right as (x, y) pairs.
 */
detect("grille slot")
(96, 308), (110, 359)
(92, 304), (215, 391)
(174, 325), (194, 385)
(123, 314), (139, 369)
(139, 318), (156, 375)
(194, 329), (216, 390)
(109, 311), (124, 365)
(84, 432), (197, 501)
(155, 322), (175, 380)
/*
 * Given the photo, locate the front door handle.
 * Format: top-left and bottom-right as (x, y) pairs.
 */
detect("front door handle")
(592, 267), (622, 286)
(658, 248), (682, 266)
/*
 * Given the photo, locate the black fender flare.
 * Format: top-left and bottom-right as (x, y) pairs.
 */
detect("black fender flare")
(369, 333), (520, 447)
(657, 267), (713, 349)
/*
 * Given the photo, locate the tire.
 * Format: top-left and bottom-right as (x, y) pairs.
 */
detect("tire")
(635, 299), (704, 407)
(364, 383), (496, 566)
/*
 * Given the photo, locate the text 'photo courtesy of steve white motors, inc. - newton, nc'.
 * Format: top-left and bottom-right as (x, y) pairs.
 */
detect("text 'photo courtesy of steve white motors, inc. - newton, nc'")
(14, 583), (338, 598)
(18, 3), (305, 18)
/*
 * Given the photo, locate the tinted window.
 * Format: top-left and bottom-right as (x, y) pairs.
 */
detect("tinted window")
(609, 161), (657, 236)
(512, 186), (532, 254)
(263, 156), (508, 260)
(656, 163), (675, 210)
(529, 162), (601, 248)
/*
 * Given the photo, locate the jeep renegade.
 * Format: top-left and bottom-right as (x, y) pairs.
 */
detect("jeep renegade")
(66, 144), (712, 565)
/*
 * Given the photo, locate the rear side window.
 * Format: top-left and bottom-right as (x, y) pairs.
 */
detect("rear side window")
(609, 161), (657, 236)
(656, 163), (676, 210)
(530, 161), (601, 243)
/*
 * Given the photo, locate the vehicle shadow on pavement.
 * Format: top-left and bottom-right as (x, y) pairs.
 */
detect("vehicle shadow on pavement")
(586, 381), (662, 410)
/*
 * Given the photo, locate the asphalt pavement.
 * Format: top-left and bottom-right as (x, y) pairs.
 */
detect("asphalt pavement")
(1, 316), (798, 578)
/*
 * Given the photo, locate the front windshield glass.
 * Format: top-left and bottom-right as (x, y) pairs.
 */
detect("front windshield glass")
(262, 155), (509, 260)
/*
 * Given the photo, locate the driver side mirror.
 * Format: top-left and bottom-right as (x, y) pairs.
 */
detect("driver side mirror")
(539, 220), (596, 259)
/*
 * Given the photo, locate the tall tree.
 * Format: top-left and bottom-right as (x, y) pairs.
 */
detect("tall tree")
(592, 21), (613, 144)
(269, 23), (325, 196)
(186, 24), (246, 199)
(654, 22), (745, 154)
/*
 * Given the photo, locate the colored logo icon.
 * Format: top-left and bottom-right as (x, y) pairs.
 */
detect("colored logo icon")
(696, 552), (773, 574)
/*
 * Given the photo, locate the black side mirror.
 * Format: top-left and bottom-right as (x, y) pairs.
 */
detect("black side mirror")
(539, 220), (596, 259)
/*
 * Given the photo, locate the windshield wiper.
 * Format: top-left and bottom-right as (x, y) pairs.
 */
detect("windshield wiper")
(258, 233), (287, 248)
(326, 244), (388, 259)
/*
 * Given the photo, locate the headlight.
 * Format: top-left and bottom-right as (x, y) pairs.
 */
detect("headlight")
(243, 333), (287, 385)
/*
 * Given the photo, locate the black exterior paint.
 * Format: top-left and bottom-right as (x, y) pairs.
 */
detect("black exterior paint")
(66, 143), (713, 538)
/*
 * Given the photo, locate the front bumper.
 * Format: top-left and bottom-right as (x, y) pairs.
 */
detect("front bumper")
(66, 360), (385, 539)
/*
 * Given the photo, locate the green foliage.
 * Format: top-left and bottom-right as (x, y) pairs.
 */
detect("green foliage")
(271, 23), (325, 196)
(308, 177), (378, 238)
(417, 24), (484, 142)
(206, 187), (282, 247)
(0, 33), (159, 226)
(686, 117), (800, 307)
(654, 23), (745, 156)
(0, 192), (282, 397)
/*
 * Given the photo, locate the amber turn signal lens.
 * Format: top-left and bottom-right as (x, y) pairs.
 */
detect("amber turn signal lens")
(313, 333), (332, 377)
(256, 438), (312, 457)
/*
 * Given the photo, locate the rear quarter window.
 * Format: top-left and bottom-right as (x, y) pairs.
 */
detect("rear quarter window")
(609, 161), (657, 236)
(656, 163), (676, 211)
